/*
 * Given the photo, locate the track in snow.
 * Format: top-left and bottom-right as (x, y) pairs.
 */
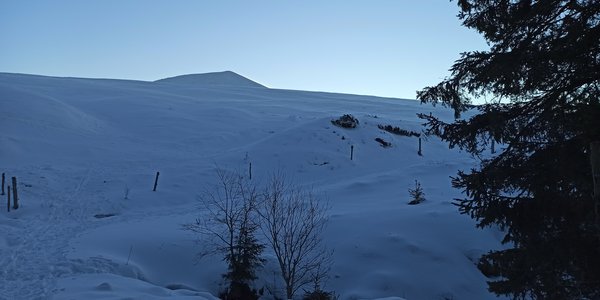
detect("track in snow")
(0, 166), (125, 299)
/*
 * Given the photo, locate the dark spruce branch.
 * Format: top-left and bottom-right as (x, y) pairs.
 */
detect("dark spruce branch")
(417, 0), (600, 298)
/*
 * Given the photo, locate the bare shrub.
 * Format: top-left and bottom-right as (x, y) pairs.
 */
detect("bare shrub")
(259, 174), (332, 299)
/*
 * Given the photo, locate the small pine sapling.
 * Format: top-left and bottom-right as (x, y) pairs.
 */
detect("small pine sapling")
(408, 180), (425, 205)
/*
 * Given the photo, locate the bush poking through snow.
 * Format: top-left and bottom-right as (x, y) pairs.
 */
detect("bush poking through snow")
(378, 124), (420, 137)
(93, 213), (116, 219)
(331, 114), (359, 129)
(408, 180), (426, 205)
(303, 289), (338, 300)
(302, 266), (337, 300)
(375, 137), (391, 147)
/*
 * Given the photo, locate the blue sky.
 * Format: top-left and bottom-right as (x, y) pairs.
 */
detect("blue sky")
(0, 0), (487, 99)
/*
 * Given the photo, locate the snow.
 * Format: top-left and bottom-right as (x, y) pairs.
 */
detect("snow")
(0, 72), (506, 299)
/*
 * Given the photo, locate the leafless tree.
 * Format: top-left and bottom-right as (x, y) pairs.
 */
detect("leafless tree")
(259, 174), (332, 299)
(184, 169), (264, 295)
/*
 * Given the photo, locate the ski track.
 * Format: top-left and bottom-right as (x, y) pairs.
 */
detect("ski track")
(0, 166), (122, 299)
(0, 165), (201, 300)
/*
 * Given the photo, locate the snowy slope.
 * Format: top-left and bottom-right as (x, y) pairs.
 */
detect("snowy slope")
(0, 72), (505, 300)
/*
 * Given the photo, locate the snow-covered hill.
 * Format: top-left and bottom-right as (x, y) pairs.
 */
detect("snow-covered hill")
(155, 71), (266, 88)
(0, 72), (506, 300)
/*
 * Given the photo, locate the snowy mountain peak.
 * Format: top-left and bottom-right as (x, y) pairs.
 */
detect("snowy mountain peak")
(154, 71), (266, 88)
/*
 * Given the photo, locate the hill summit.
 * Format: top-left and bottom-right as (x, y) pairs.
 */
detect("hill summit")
(155, 71), (266, 88)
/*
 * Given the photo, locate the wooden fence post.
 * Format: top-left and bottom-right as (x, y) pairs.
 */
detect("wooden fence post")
(11, 177), (18, 210)
(590, 142), (600, 226)
(1, 173), (4, 196)
(418, 138), (423, 156)
(350, 145), (354, 161)
(7, 186), (10, 212)
(491, 139), (496, 154)
(126, 245), (133, 265)
(249, 162), (252, 180)
(153, 172), (160, 192)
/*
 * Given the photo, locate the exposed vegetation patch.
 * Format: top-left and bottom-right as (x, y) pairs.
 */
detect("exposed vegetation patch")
(93, 213), (116, 219)
(375, 137), (391, 147)
(331, 114), (359, 129)
(378, 124), (420, 137)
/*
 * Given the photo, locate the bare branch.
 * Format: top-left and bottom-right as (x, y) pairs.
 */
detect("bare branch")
(259, 173), (332, 299)
(183, 168), (265, 294)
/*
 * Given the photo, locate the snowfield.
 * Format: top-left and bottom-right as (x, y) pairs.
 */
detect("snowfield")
(0, 71), (506, 300)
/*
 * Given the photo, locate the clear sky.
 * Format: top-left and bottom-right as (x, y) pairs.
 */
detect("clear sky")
(0, 0), (488, 99)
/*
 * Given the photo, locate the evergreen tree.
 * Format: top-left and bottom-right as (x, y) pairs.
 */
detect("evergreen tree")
(408, 180), (426, 205)
(417, 1), (600, 298)
(223, 223), (265, 300)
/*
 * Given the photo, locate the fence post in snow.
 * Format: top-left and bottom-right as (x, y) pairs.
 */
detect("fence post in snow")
(126, 245), (133, 265)
(7, 186), (10, 212)
(249, 162), (252, 180)
(1, 173), (4, 195)
(491, 139), (496, 154)
(350, 145), (354, 161)
(153, 172), (160, 192)
(11, 177), (18, 210)
(418, 138), (423, 156)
